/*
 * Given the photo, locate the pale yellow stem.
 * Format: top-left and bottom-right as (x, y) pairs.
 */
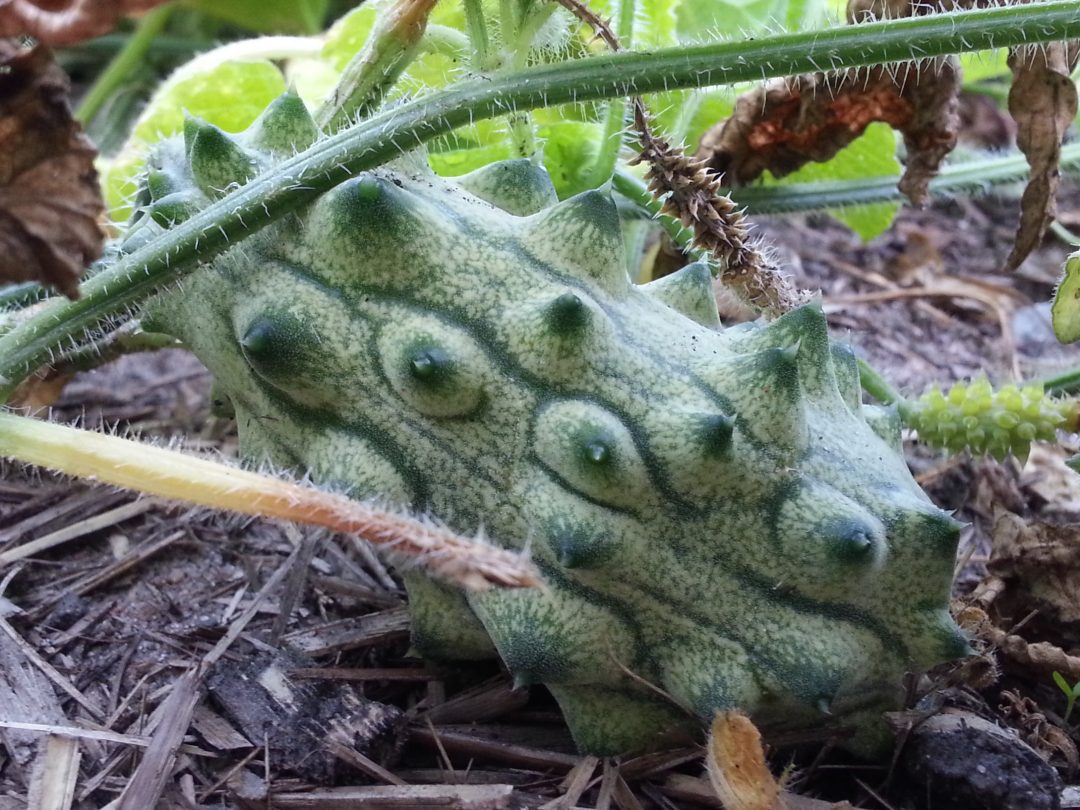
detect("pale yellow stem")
(0, 412), (539, 590)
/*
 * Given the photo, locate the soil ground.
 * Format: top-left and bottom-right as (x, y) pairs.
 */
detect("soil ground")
(0, 130), (1078, 809)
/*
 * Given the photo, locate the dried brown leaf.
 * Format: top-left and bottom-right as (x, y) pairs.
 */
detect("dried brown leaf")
(698, 60), (959, 206)
(897, 59), (962, 204)
(0, 0), (167, 46)
(1004, 43), (1080, 272)
(983, 499), (1080, 649)
(0, 41), (103, 298)
(706, 711), (784, 810)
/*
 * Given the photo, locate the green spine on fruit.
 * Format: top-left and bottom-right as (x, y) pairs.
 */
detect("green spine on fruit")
(904, 376), (1077, 460)
(136, 92), (967, 756)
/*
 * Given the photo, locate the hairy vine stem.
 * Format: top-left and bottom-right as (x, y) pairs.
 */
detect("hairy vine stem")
(0, 1), (1078, 400)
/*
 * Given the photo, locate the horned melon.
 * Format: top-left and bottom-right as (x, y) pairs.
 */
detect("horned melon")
(134, 92), (968, 755)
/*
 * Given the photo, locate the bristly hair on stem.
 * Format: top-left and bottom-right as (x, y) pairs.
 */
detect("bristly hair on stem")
(0, 412), (541, 591)
(550, 0), (806, 316)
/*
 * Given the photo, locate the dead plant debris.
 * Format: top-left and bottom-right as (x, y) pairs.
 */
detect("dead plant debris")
(0, 40), (103, 298)
(0, 0), (169, 46)
(1005, 42), (1080, 272)
(697, 59), (960, 207)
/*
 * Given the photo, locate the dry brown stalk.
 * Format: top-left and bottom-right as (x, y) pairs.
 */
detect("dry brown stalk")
(955, 603), (1080, 681)
(631, 104), (806, 315)
(549, 0), (803, 316)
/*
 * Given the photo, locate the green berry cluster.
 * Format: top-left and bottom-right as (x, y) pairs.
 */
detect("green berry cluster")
(904, 376), (1076, 460)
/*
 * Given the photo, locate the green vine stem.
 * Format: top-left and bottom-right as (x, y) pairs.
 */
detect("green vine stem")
(857, 358), (908, 411)
(727, 142), (1080, 212)
(316, 0), (441, 131)
(0, 1), (1077, 401)
(612, 169), (700, 256)
(75, 3), (176, 125)
(1042, 366), (1080, 397)
(587, 0), (637, 188)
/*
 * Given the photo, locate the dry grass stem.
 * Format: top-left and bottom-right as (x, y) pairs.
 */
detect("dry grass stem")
(0, 412), (540, 591)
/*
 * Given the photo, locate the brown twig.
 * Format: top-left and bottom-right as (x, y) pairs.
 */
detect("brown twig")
(955, 603), (1080, 681)
(549, 0), (803, 316)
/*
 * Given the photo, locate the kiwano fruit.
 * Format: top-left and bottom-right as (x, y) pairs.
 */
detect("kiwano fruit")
(134, 92), (968, 755)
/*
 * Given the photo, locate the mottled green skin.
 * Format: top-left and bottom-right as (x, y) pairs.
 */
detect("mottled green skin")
(136, 95), (967, 755)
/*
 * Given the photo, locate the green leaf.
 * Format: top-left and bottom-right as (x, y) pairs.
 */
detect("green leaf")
(960, 49), (1010, 84)
(637, 0), (679, 48)
(322, 5), (380, 71)
(1052, 249), (1080, 343)
(429, 120), (603, 198)
(538, 121), (604, 197)
(677, 0), (827, 40)
(764, 123), (901, 241)
(1054, 670), (1071, 694)
(183, 0), (329, 33)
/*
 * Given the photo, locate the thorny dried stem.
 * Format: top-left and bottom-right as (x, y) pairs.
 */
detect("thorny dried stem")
(550, 0), (803, 316)
(631, 106), (807, 316)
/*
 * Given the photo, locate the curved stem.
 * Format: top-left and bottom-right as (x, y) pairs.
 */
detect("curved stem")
(728, 141), (1080, 212)
(76, 4), (175, 125)
(1, 1), (1078, 400)
(587, 0), (637, 188)
(857, 357), (908, 411)
(0, 283), (48, 312)
(1040, 366), (1080, 397)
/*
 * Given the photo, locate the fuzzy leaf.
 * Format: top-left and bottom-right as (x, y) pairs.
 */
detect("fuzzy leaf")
(0, 42), (103, 298)
(1004, 43), (1080, 272)
(1052, 249), (1080, 344)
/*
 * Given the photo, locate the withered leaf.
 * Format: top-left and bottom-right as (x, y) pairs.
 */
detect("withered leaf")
(698, 60), (960, 207)
(0, 40), (104, 298)
(0, 0), (168, 46)
(988, 507), (1080, 636)
(1004, 43), (1080, 272)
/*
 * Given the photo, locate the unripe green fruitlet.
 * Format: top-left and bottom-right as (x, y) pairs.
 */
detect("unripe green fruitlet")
(904, 376), (1077, 461)
(137, 92), (967, 755)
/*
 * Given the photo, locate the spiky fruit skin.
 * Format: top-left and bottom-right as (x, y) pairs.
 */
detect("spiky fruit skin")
(137, 95), (967, 756)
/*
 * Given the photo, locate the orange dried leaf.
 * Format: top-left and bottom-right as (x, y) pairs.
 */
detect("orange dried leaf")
(1004, 43), (1080, 272)
(698, 61), (958, 206)
(706, 711), (784, 810)
(0, 0), (168, 46)
(0, 41), (104, 298)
